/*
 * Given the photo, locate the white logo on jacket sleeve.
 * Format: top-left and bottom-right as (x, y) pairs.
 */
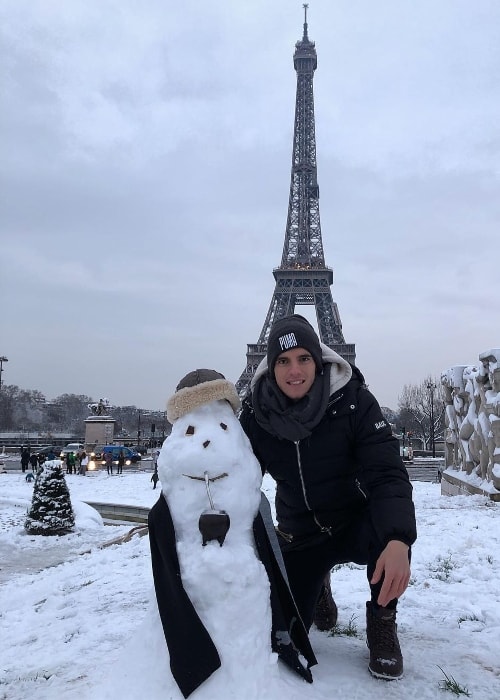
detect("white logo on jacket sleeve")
(374, 420), (387, 430)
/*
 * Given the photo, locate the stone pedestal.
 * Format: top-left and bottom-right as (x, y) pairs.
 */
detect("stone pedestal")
(85, 416), (116, 448)
(441, 469), (500, 502)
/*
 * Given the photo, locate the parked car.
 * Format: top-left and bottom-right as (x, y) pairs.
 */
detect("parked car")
(89, 445), (104, 460)
(59, 442), (85, 458)
(88, 445), (141, 469)
(34, 445), (58, 459)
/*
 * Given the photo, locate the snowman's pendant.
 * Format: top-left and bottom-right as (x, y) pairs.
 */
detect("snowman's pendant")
(198, 471), (230, 546)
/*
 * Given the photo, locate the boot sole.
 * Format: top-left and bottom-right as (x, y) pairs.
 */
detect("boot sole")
(368, 665), (403, 681)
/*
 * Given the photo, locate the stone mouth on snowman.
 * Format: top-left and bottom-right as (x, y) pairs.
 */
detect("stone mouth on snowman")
(182, 470), (230, 546)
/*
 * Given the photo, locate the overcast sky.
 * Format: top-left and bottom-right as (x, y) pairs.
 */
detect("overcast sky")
(2, 0), (499, 412)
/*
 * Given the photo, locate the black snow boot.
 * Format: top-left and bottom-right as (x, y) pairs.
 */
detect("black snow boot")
(366, 602), (403, 680)
(313, 576), (338, 631)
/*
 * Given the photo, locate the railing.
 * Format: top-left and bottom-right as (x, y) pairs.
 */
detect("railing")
(406, 462), (443, 483)
(84, 501), (150, 524)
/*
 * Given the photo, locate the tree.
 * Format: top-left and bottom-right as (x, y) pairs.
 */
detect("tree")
(0, 382), (171, 441)
(25, 460), (75, 535)
(398, 376), (445, 453)
(380, 406), (398, 425)
(53, 393), (94, 433)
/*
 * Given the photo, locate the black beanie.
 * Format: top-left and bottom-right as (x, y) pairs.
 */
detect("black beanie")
(267, 315), (323, 372)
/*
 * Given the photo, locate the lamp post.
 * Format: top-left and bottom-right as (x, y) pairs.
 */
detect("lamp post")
(427, 382), (436, 458)
(0, 356), (8, 392)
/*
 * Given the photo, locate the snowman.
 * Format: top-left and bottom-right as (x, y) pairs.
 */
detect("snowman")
(141, 369), (315, 699)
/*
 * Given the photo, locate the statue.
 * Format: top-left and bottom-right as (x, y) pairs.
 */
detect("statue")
(441, 366), (467, 470)
(478, 350), (500, 488)
(441, 349), (500, 491)
(85, 398), (116, 449)
(88, 398), (111, 417)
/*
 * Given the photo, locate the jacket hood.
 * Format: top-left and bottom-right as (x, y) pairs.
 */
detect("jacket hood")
(251, 342), (353, 396)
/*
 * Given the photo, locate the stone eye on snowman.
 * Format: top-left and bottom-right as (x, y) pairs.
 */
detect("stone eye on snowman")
(148, 369), (317, 699)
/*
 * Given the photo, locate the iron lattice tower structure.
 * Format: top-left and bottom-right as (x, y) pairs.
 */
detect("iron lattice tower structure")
(236, 5), (355, 397)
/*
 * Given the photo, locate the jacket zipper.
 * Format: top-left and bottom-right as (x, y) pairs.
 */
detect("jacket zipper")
(355, 478), (368, 499)
(327, 393), (344, 413)
(294, 441), (332, 535)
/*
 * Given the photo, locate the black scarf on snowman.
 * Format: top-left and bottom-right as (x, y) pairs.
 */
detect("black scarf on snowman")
(148, 491), (317, 699)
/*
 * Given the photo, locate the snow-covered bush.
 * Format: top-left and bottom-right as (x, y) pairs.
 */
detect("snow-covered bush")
(25, 459), (75, 535)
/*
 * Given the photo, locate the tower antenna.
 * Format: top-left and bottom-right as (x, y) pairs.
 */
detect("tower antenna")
(303, 3), (309, 40)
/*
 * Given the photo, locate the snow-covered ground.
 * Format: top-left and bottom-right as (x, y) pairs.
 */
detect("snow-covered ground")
(0, 469), (498, 699)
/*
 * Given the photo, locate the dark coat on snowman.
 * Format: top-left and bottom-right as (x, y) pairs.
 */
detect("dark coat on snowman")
(148, 369), (317, 699)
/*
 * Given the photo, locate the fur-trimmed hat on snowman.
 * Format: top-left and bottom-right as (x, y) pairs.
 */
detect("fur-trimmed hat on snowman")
(166, 368), (240, 422)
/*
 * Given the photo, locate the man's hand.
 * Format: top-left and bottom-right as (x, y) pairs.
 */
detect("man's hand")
(371, 540), (411, 607)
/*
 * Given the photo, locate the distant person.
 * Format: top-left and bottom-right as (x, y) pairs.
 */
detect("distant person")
(66, 451), (76, 474)
(37, 452), (46, 468)
(117, 450), (125, 475)
(25, 472), (35, 483)
(104, 451), (113, 475)
(46, 448), (56, 460)
(21, 448), (30, 473)
(29, 453), (38, 471)
(79, 452), (89, 475)
(151, 468), (159, 490)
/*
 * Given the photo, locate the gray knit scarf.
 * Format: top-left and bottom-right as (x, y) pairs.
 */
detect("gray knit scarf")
(252, 365), (332, 441)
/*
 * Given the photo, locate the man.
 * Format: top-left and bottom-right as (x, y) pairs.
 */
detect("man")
(104, 451), (113, 475)
(117, 450), (125, 475)
(66, 451), (76, 474)
(240, 315), (416, 680)
(29, 452), (39, 472)
(21, 447), (30, 473)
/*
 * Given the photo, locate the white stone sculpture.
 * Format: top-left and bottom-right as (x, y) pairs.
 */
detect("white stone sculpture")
(441, 349), (500, 490)
(441, 365), (467, 470)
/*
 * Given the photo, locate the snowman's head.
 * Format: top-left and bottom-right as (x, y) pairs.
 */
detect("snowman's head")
(157, 370), (262, 534)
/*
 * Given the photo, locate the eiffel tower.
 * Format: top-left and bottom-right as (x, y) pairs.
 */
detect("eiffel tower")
(236, 5), (355, 397)
(236, 4), (356, 398)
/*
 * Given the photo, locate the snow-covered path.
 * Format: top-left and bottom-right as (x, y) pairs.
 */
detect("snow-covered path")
(0, 472), (498, 699)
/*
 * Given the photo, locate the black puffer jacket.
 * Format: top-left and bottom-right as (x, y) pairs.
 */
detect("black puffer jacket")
(240, 366), (416, 549)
